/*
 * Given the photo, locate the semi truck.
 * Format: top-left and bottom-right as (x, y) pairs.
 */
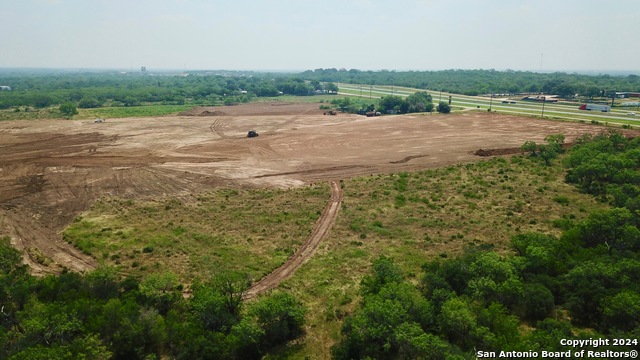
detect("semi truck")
(579, 104), (610, 112)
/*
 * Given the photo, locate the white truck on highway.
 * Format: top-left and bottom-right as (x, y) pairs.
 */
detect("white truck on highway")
(579, 104), (610, 112)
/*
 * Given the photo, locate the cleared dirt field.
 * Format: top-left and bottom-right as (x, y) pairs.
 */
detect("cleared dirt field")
(0, 102), (628, 274)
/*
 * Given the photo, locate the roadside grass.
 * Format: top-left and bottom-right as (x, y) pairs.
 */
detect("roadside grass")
(61, 153), (606, 358)
(63, 184), (330, 282)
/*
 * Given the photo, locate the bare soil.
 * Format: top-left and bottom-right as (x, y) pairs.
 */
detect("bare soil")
(0, 102), (632, 275)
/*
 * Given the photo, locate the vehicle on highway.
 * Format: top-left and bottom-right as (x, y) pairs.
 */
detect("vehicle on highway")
(628, 112), (637, 116)
(579, 104), (610, 112)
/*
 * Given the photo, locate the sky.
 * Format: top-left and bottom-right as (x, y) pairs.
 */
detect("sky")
(1, 0), (638, 73)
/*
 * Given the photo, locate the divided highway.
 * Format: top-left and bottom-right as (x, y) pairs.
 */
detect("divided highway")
(337, 84), (640, 125)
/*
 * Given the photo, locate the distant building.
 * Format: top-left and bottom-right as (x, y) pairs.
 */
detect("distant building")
(0, 86), (11, 91)
(616, 92), (640, 98)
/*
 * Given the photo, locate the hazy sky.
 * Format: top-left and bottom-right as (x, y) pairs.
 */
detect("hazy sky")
(1, 0), (638, 72)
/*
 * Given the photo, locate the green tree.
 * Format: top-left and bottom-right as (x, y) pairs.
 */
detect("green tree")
(522, 282), (555, 321)
(437, 101), (451, 113)
(78, 97), (101, 108)
(33, 95), (53, 108)
(378, 95), (406, 114)
(521, 134), (565, 165)
(394, 322), (449, 360)
(573, 207), (640, 252)
(8, 334), (112, 360)
(511, 232), (565, 276)
(212, 271), (251, 319)
(438, 297), (476, 348)
(601, 290), (640, 331)
(466, 252), (524, 308)
(190, 283), (239, 332)
(138, 272), (182, 315)
(361, 255), (404, 295)
(59, 102), (78, 117)
(248, 292), (306, 347)
(325, 82), (339, 94)
(406, 91), (434, 112)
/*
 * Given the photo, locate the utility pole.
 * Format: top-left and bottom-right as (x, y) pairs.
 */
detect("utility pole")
(489, 93), (493, 111)
(541, 96), (546, 118)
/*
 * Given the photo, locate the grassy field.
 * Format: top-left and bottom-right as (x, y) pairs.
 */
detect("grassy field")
(63, 184), (330, 282)
(0, 104), (194, 121)
(78, 104), (193, 119)
(0, 107), (62, 121)
(62, 153), (606, 358)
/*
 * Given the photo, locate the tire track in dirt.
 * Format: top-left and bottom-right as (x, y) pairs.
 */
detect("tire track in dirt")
(209, 116), (233, 139)
(263, 108), (312, 135)
(2, 210), (98, 275)
(244, 179), (343, 300)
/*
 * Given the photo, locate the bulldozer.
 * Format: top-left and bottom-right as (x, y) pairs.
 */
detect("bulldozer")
(247, 130), (259, 138)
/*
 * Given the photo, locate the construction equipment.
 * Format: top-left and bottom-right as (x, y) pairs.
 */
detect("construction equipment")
(247, 130), (259, 138)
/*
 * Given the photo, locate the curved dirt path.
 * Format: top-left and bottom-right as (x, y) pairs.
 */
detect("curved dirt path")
(244, 180), (343, 300)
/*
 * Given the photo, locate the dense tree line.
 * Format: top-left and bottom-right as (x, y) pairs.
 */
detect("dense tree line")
(329, 91), (435, 115)
(333, 132), (640, 359)
(0, 71), (339, 110)
(302, 68), (640, 97)
(0, 244), (306, 360)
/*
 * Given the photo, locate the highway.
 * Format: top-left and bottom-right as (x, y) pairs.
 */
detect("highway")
(337, 84), (640, 124)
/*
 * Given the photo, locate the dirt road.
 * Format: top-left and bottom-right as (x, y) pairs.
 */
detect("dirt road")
(244, 179), (343, 299)
(1, 102), (631, 275)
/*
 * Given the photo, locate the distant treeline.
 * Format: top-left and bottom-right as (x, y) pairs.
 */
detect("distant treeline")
(302, 68), (640, 97)
(1, 69), (639, 111)
(0, 71), (337, 109)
